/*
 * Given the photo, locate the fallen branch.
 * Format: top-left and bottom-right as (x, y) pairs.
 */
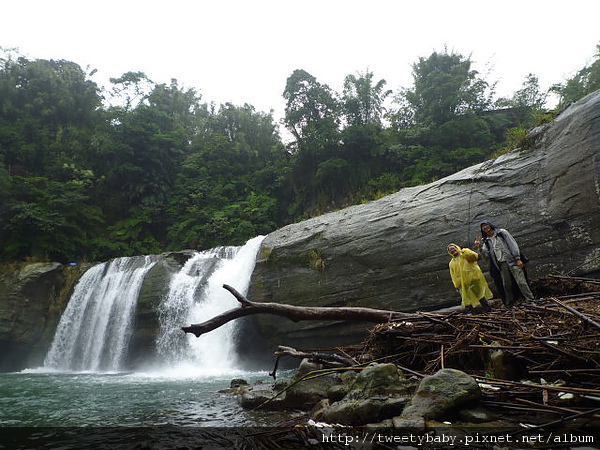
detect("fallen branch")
(181, 284), (461, 337)
(549, 296), (600, 331)
(274, 345), (356, 367)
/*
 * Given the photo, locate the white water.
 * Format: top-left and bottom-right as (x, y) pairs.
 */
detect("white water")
(156, 236), (265, 375)
(44, 255), (158, 372)
(43, 236), (264, 375)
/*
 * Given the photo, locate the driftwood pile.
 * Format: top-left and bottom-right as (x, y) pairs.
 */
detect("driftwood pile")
(362, 276), (600, 376)
(236, 276), (600, 449)
(171, 276), (600, 449)
(349, 275), (600, 427)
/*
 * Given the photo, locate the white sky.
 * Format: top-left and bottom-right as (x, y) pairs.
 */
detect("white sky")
(2, 0), (599, 130)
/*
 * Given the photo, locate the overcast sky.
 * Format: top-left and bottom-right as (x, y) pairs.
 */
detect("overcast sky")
(2, 0), (599, 128)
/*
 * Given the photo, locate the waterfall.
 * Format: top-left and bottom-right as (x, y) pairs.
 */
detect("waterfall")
(44, 256), (157, 372)
(156, 235), (264, 374)
(155, 246), (235, 365)
(43, 236), (264, 374)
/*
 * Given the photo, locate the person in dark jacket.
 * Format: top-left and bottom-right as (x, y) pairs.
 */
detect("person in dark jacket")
(475, 220), (534, 307)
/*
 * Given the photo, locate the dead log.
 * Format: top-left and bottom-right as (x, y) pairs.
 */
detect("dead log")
(274, 345), (356, 367)
(549, 296), (600, 331)
(181, 284), (462, 338)
(268, 345), (356, 378)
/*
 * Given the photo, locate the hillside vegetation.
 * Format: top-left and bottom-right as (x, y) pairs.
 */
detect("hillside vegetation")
(1, 45), (599, 262)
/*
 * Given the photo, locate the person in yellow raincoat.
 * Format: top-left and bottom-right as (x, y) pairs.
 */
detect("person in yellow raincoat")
(447, 243), (493, 313)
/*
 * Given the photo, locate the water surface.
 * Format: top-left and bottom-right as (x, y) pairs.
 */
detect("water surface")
(0, 369), (279, 428)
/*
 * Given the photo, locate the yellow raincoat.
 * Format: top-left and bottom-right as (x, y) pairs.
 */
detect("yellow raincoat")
(448, 244), (493, 308)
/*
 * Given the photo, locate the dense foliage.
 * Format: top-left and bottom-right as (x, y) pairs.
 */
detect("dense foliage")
(1, 45), (598, 262)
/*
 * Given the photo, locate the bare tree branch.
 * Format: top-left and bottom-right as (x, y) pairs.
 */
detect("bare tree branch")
(181, 284), (461, 338)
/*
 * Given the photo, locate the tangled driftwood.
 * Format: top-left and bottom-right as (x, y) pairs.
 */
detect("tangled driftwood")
(182, 275), (600, 437)
(361, 276), (600, 377)
(260, 276), (600, 433)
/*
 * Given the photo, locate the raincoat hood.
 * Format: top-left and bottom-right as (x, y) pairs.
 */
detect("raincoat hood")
(447, 243), (461, 256)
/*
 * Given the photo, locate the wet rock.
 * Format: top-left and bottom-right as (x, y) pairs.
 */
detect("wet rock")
(345, 363), (408, 399)
(320, 398), (403, 426)
(402, 368), (481, 420)
(0, 261), (92, 370)
(457, 406), (497, 423)
(129, 251), (196, 364)
(230, 378), (249, 388)
(218, 378), (250, 394)
(391, 415), (426, 432)
(318, 363), (414, 425)
(326, 384), (350, 402)
(239, 383), (287, 410)
(284, 367), (344, 410)
(483, 341), (528, 381)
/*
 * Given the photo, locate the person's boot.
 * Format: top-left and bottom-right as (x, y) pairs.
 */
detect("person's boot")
(464, 305), (474, 314)
(480, 299), (492, 312)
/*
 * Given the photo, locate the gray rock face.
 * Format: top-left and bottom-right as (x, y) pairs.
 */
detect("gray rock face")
(0, 262), (92, 370)
(128, 251), (196, 367)
(247, 91), (600, 350)
(318, 363), (414, 425)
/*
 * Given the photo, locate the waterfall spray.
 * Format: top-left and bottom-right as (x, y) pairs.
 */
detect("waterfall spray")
(156, 236), (264, 375)
(44, 256), (158, 372)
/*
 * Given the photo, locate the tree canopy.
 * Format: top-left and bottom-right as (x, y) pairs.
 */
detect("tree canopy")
(1, 44), (598, 262)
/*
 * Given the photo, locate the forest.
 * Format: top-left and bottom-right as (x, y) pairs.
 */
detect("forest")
(1, 45), (599, 263)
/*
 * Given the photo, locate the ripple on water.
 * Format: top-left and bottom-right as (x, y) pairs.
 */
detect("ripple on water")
(0, 370), (282, 427)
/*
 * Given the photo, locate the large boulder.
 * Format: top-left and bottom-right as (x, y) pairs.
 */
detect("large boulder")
(317, 363), (414, 425)
(402, 368), (481, 420)
(247, 91), (600, 349)
(128, 251), (196, 367)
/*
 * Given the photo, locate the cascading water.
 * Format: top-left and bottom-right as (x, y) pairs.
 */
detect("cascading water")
(43, 236), (264, 374)
(9, 236), (273, 434)
(44, 255), (158, 372)
(155, 246), (236, 365)
(156, 235), (264, 375)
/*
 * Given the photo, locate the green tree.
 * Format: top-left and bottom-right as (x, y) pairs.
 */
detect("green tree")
(342, 70), (392, 127)
(0, 176), (104, 261)
(0, 55), (101, 177)
(430, 115), (494, 149)
(0, 53), (109, 261)
(495, 73), (548, 128)
(283, 69), (341, 215)
(498, 73), (547, 111)
(399, 49), (494, 127)
(167, 103), (284, 249)
(98, 78), (204, 244)
(551, 44), (600, 106)
(108, 71), (155, 110)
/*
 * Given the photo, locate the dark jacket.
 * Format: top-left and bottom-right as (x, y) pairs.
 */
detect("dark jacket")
(479, 221), (529, 301)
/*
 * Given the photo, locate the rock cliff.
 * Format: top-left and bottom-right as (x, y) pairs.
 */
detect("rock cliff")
(246, 90), (600, 350)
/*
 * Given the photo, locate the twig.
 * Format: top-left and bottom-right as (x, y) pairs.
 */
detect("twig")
(508, 406), (600, 436)
(548, 297), (600, 331)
